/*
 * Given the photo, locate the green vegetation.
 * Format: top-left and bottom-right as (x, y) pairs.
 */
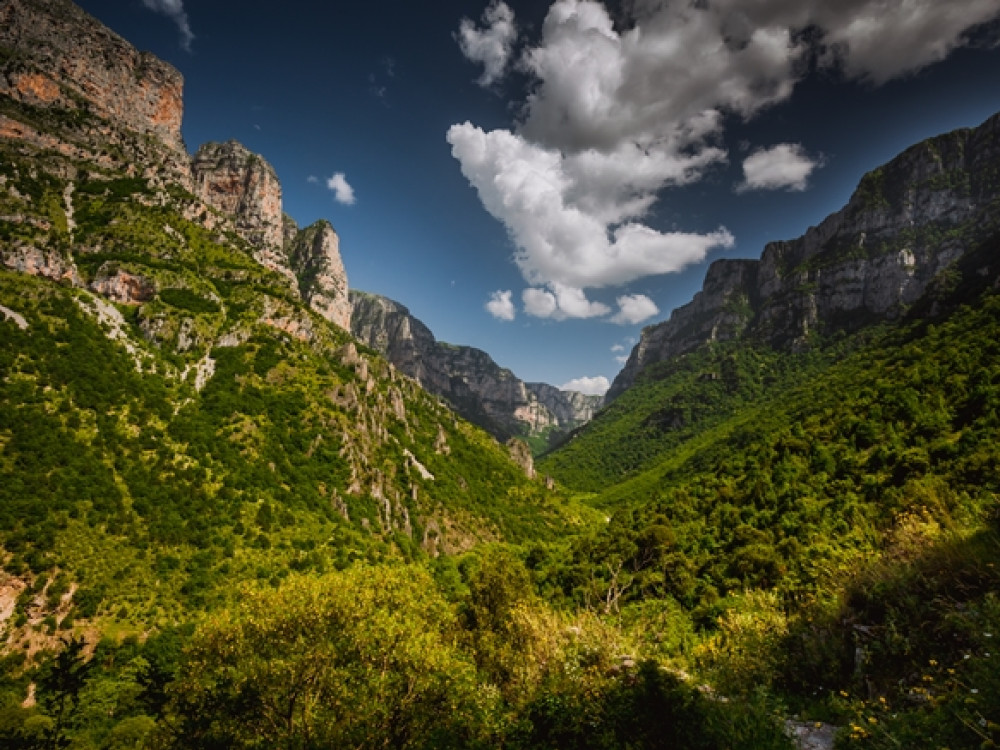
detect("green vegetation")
(3, 63), (1000, 748)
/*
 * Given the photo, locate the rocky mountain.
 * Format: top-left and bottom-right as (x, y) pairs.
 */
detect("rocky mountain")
(608, 112), (1000, 400)
(350, 290), (601, 444)
(1, 0), (352, 333)
(0, 0), (577, 646)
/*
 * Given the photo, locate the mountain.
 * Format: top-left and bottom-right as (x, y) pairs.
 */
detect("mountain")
(3, 2), (1000, 748)
(546, 113), (1000, 490)
(350, 290), (601, 446)
(0, 0), (583, 649)
(608, 112), (1000, 400)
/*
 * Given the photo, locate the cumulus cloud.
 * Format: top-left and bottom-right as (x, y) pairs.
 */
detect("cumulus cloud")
(447, 123), (734, 293)
(610, 343), (625, 352)
(560, 375), (610, 396)
(609, 294), (660, 325)
(326, 173), (356, 206)
(521, 285), (610, 320)
(450, 0), (1000, 320)
(456, 1), (518, 86)
(141, 0), (194, 52)
(486, 289), (516, 320)
(738, 143), (819, 192)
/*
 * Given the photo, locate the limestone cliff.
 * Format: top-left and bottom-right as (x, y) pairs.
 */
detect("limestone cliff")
(191, 140), (295, 288)
(286, 218), (351, 331)
(609, 112), (1000, 400)
(0, 0), (352, 329)
(0, 0), (185, 156)
(350, 291), (598, 442)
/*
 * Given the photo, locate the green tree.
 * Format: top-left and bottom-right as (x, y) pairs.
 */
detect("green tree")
(167, 566), (495, 749)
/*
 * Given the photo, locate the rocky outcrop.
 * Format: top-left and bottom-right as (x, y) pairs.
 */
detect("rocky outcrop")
(1, 245), (81, 286)
(0, 0), (185, 155)
(286, 218), (351, 331)
(350, 290), (599, 442)
(506, 438), (535, 479)
(609, 112), (1000, 400)
(191, 141), (295, 286)
(526, 382), (603, 426)
(1, 1), (355, 318)
(89, 266), (155, 304)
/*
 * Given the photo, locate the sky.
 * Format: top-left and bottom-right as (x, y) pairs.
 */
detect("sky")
(75, 0), (1000, 395)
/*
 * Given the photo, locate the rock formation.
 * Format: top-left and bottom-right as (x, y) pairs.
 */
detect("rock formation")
(0, 0), (352, 332)
(0, 0), (185, 155)
(191, 141), (295, 287)
(350, 290), (600, 442)
(286, 218), (351, 331)
(609, 112), (1000, 400)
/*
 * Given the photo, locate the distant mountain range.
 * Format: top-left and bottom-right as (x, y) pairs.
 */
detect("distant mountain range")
(350, 290), (601, 447)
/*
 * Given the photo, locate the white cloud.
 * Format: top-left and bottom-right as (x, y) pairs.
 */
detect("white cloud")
(447, 123), (734, 291)
(811, 0), (1000, 83)
(326, 173), (356, 206)
(560, 375), (610, 396)
(141, 0), (194, 52)
(449, 0), (1000, 321)
(609, 294), (660, 325)
(610, 343), (625, 352)
(485, 289), (516, 320)
(456, 1), (518, 87)
(738, 143), (819, 192)
(521, 285), (611, 320)
(615, 355), (629, 365)
(306, 175), (319, 184)
(522, 288), (558, 318)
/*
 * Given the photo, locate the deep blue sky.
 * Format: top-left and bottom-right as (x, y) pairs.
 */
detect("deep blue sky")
(75, 0), (1000, 393)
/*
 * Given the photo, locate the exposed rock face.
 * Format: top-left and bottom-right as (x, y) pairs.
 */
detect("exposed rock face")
(1, 245), (81, 286)
(191, 141), (295, 286)
(286, 218), (351, 331)
(609, 112), (1000, 400)
(89, 266), (155, 304)
(0, 0), (185, 155)
(1, 1), (355, 318)
(350, 290), (599, 442)
(506, 438), (535, 479)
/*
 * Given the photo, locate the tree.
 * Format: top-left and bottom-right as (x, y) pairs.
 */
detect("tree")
(167, 566), (494, 749)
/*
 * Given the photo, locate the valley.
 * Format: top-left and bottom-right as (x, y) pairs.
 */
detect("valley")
(1, 1), (999, 748)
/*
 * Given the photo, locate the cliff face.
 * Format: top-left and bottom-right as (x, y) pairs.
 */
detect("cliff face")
(286, 218), (352, 331)
(191, 141), (295, 287)
(0, 0), (352, 333)
(349, 291), (598, 442)
(609, 113), (1000, 400)
(0, 0), (185, 155)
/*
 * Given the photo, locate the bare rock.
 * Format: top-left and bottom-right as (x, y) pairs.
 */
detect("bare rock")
(286, 218), (351, 330)
(191, 140), (295, 287)
(0, 0), (186, 155)
(89, 265), (155, 304)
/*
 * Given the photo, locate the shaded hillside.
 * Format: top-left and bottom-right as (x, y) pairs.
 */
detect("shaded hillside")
(608, 112), (1000, 400)
(545, 113), (1000, 491)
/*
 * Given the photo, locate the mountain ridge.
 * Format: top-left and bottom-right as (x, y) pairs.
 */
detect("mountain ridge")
(350, 289), (602, 445)
(609, 112), (1000, 399)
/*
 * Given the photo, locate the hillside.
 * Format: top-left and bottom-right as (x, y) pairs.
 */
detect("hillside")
(0, 0), (582, 647)
(545, 112), (1000, 490)
(2, 1), (1000, 749)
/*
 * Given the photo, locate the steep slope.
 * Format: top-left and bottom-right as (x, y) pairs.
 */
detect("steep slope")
(545, 113), (1000, 491)
(0, 0), (578, 653)
(608, 112), (1000, 399)
(350, 290), (601, 445)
